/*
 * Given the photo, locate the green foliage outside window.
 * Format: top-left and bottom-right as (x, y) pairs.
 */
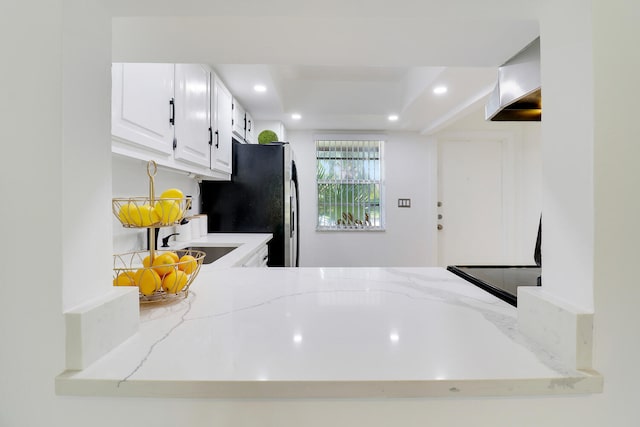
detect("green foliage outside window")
(316, 139), (384, 230)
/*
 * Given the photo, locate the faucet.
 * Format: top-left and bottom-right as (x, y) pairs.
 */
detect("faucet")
(161, 233), (180, 248)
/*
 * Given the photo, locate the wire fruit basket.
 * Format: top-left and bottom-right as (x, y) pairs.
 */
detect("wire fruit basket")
(113, 248), (205, 303)
(112, 196), (191, 228)
(112, 160), (203, 303)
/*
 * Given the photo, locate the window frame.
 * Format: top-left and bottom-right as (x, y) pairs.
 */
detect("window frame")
(314, 134), (386, 232)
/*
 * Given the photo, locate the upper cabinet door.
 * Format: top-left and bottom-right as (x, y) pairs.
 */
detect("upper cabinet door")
(211, 76), (233, 175)
(245, 112), (257, 144)
(173, 64), (211, 168)
(232, 99), (246, 141)
(112, 63), (175, 154)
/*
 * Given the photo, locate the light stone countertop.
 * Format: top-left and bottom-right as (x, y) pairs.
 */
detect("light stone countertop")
(56, 236), (602, 398)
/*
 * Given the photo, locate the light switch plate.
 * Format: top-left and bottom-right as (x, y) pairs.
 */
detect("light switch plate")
(398, 198), (411, 208)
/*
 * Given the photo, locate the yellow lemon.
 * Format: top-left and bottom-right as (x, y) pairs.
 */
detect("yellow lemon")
(119, 202), (160, 227)
(162, 251), (180, 263)
(178, 255), (198, 275)
(160, 188), (184, 200)
(142, 255), (151, 268)
(162, 270), (188, 294)
(117, 202), (136, 225)
(134, 268), (161, 296)
(154, 200), (182, 224)
(138, 204), (160, 226)
(113, 271), (135, 286)
(152, 253), (176, 277)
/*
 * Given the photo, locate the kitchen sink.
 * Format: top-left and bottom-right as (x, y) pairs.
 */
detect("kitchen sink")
(187, 246), (237, 264)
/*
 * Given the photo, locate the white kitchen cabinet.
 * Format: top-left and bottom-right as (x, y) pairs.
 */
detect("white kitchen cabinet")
(211, 74), (233, 175)
(232, 99), (246, 141)
(173, 64), (211, 168)
(111, 63), (175, 154)
(112, 63), (232, 180)
(245, 111), (257, 144)
(242, 244), (269, 267)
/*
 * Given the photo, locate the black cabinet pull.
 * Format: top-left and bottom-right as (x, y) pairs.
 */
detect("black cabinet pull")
(208, 127), (213, 146)
(215, 130), (219, 148)
(169, 98), (175, 125)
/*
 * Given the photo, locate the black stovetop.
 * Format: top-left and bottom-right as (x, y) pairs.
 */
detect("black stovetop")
(446, 265), (541, 307)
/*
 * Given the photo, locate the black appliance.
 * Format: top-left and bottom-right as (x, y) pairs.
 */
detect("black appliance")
(447, 216), (542, 306)
(200, 141), (299, 267)
(447, 265), (540, 306)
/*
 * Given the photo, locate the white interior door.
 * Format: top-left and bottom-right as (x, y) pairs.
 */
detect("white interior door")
(437, 137), (511, 267)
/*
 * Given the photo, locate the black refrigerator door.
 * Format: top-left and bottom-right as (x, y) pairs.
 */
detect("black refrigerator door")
(200, 142), (287, 266)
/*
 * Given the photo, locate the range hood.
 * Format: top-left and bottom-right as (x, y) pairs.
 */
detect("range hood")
(485, 38), (541, 121)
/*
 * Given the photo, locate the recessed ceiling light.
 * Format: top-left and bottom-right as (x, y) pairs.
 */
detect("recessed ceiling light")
(388, 114), (399, 121)
(433, 86), (448, 95)
(291, 113), (302, 120)
(254, 84), (267, 93)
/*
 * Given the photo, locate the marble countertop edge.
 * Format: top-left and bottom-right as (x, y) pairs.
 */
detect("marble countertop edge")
(55, 371), (603, 399)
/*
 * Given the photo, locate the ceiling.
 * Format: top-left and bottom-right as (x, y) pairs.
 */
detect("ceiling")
(212, 64), (498, 133)
(110, 1), (541, 134)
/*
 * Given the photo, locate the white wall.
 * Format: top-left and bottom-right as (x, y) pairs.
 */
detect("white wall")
(592, 0), (640, 419)
(539, 0), (595, 311)
(1, 1), (64, 424)
(61, 0), (113, 311)
(2, 1), (640, 426)
(288, 130), (437, 267)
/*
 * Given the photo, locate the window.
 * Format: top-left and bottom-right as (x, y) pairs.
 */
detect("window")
(316, 138), (384, 230)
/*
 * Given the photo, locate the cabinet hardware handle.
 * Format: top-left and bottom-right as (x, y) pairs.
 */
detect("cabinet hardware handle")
(215, 130), (219, 148)
(208, 127), (213, 146)
(169, 98), (175, 125)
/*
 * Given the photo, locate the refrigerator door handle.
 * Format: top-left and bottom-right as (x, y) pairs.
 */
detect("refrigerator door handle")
(290, 195), (295, 237)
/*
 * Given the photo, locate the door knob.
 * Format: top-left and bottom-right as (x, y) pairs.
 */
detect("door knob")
(437, 224), (443, 230)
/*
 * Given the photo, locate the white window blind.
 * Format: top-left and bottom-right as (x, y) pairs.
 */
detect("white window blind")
(316, 139), (384, 230)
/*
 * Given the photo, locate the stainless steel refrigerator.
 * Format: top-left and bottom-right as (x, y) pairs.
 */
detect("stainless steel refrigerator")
(199, 141), (299, 267)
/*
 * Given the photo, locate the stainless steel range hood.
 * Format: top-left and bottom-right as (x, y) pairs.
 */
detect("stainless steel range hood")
(485, 37), (541, 121)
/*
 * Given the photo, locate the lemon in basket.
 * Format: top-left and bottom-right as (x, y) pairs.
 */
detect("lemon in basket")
(118, 202), (160, 226)
(143, 251), (177, 268)
(154, 200), (182, 224)
(160, 188), (184, 200)
(163, 251), (180, 263)
(178, 255), (198, 275)
(113, 271), (135, 286)
(162, 269), (188, 294)
(137, 204), (161, 226)
(151, 252), (177, 277)
(117, 202), (136, 225)
(134, 268), (161, 296)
